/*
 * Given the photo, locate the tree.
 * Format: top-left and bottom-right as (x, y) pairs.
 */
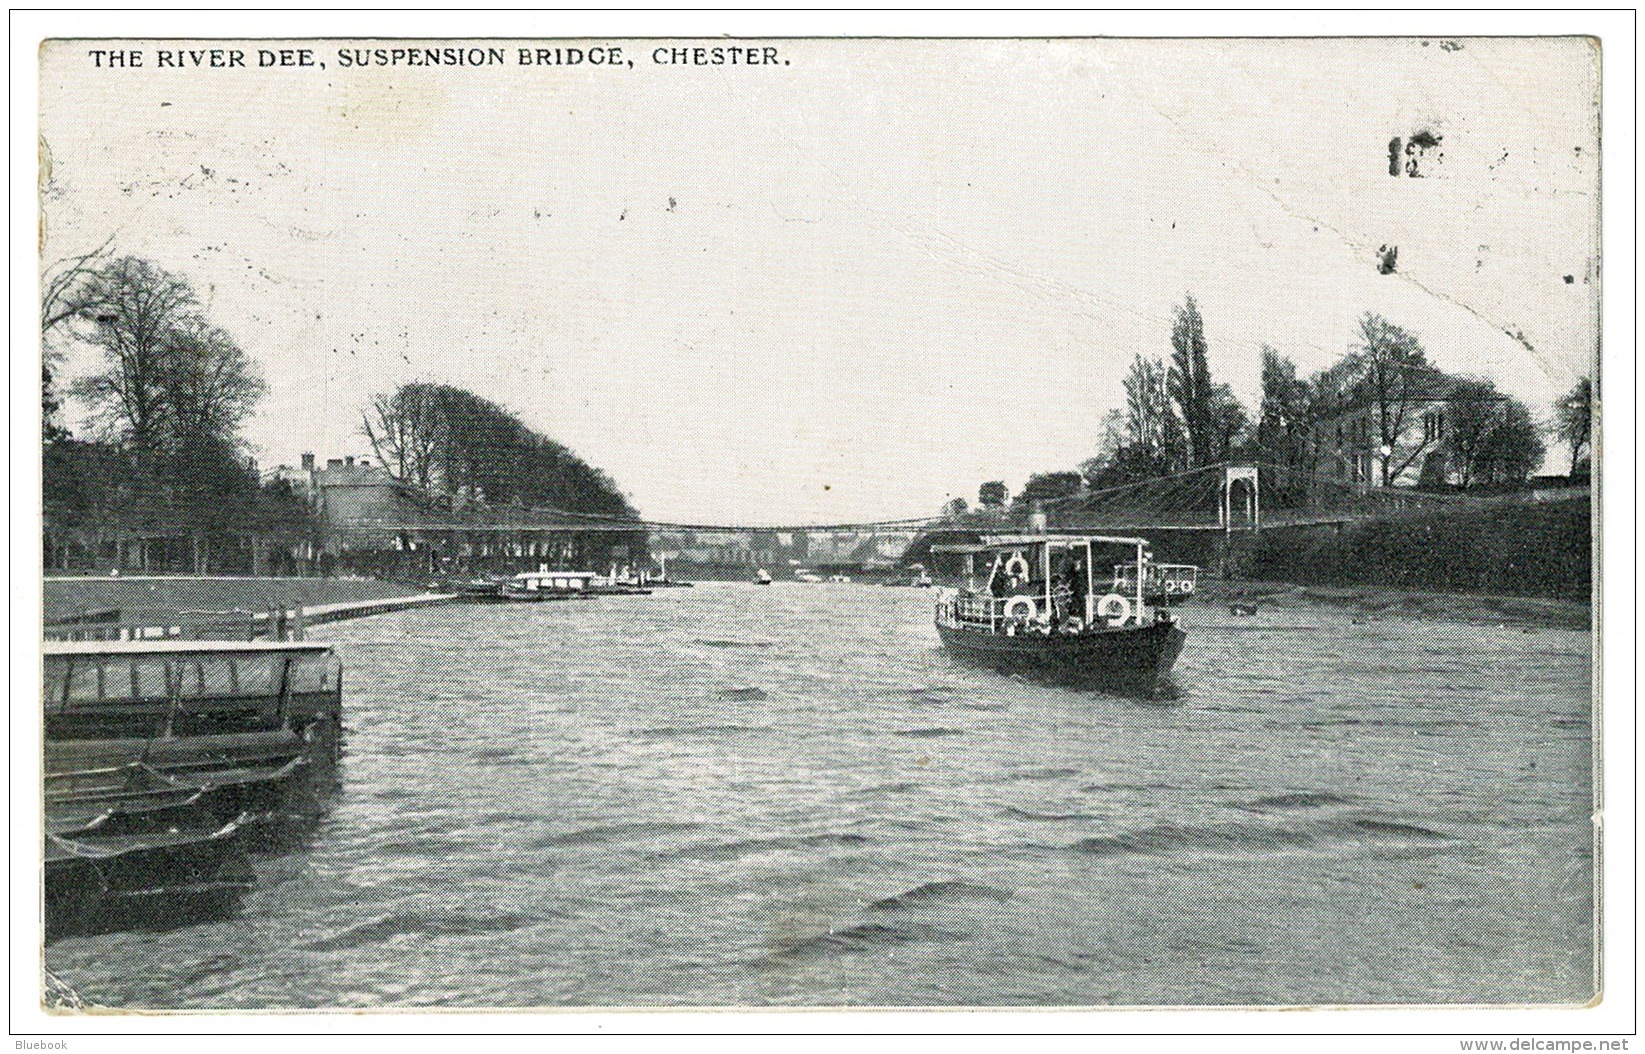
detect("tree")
(69, 256), (202, 448)
(40, 235), (116, 335)
(1476, 398), (1545, 486)
(1439, 378), (1503, 489)
(42, 361), (69, 445)
(1554, 376), (1593, 478)
(362, 382), (637, 517)
(43, 439), (152, 570)
(152, 318), (266, 454)
(1440, 379), (1545, 488)
(1346, 313), (1444, 486)
(1257, 345), (1312, 469)
(364, 384), (445, 491)
(1124, 354), (1184, 469)
(43, 253), (273, 573)
(941, 496), (969, 518)
(978, 481), (1008, 508)
(41, 239), (119, 445)
(1015, 471), (1084, 508)
(1206, 383), (1250, 464)
(1168, 295), (1216, 466)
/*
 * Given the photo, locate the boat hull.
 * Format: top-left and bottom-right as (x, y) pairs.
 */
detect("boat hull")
(45, 807), (255, 938)
(936, 617), (1185, 688)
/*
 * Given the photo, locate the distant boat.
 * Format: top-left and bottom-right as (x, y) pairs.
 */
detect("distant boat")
(503, 570), (650, 599)
(882, 563), (933, 587)
(829, 574), (852, 583)
(932, 534), (1185, 688)
(793, 569), (823, 583)
(753, 569), (773, 585)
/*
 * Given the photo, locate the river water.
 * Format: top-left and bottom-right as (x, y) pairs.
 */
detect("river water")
(45, 583), (1596, 1008)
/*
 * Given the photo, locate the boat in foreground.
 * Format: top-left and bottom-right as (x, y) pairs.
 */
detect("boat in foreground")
(42, 638), (344, 936)
(933, 534), (1185, 688)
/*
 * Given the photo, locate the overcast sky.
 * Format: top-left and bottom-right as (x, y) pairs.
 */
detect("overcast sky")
(39, 37), (1599, 524)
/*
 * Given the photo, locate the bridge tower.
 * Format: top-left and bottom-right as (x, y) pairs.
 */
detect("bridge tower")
(1219, 465), (1260, 532)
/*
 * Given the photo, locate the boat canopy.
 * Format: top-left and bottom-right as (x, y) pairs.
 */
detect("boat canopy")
(933, 535), (1150, 555)
(977, 534), (1150, 548)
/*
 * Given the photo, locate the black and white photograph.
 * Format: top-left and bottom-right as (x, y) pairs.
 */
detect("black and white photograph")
(13, 13), (1633, 1039)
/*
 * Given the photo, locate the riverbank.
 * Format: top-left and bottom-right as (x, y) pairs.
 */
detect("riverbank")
(41, 575), (429, 626)
(1246, 495), (1591, 603)
(1193, 578), (1591, 631)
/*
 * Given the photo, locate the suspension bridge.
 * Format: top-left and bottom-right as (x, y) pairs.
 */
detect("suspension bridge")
(332, 461), (1585, 578)
(470, 460), (1576, 538)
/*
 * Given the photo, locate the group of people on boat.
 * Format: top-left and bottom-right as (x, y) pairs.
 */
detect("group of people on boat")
(983, 546), (1094, 632)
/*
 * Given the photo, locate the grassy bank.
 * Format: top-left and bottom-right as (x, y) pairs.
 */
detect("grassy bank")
(1246, 497), (1593, 604)
(1193, 578), (1590, 630)
(42, 576), (425, 625)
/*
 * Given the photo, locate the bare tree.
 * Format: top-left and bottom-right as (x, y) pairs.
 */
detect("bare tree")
(1348, 313), (1444, 486)
(1554, 376), (1593, 477)
(69, 256), (202, 447)
(41, 236), (117, 442)
(363, 384), (445, 492)
(40, 234), (116, 335)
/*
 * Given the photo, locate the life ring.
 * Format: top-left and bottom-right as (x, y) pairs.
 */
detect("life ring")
(1004, 553), (1031, 580)
(1164, 579), (1180, 594)
(1181, 580), (1196, 594)
(1004, 595), (1037, 622)
(1096, 593), (1132, 627)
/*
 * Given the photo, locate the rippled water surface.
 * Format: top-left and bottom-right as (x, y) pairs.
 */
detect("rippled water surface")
(46, 584), (1595, 1007)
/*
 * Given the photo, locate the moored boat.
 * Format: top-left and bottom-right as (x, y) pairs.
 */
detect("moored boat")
(42, 639), (345, 934)
(753, 569), (773, 585)
(933, 534), (1185, 688)
(503, 569), (652, 599)
(43, 639), (344, 774)
(45, 805), (256, 938)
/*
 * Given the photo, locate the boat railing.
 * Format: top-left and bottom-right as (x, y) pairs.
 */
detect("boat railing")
(44, 647), (341, 742)
(1112, 563), (1198, 596)
(938, 590), (1063, 631)
(43, 607), (307, 643)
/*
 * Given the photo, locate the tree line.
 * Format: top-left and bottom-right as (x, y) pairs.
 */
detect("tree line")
(943, 296), (1590, 517)
(43, 249), (639, 574)
(42, 250), (308, 573)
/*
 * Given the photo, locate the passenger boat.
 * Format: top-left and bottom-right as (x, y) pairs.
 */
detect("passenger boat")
(44, 639), (344, 775)
(1112, 560), (1200, 606)
(754, 569), (773, 585)
(932, 534), (1185, 688)
(42, 639), (344, 933)
(503, 569), (652, 599)
(502, 569), (599, 600)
